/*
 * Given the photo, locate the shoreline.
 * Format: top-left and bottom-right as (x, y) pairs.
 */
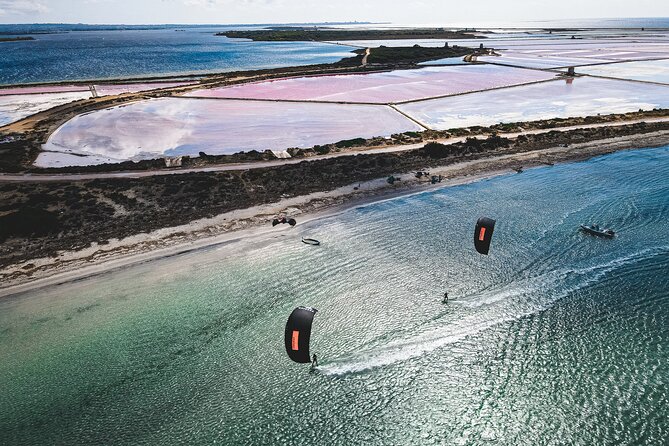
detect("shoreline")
(0, 170), (500, 299)
(2, 131), (667, 298)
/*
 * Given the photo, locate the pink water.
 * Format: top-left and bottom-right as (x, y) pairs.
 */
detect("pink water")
(397, 77), (669, 130)
(42, 98), (422, 165)
(185, 65), (555, 104)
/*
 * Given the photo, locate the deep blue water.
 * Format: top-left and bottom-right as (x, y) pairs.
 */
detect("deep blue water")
(0, 26), (354, 85)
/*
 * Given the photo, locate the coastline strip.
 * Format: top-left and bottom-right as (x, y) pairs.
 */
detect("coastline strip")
(2, 134), (667, 298)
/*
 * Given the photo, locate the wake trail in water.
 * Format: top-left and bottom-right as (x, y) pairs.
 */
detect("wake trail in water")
(319, 246), (669, 376)
(459, 246), (669, 308)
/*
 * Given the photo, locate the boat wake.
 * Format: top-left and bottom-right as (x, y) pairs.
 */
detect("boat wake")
(319, 246), (668, 377)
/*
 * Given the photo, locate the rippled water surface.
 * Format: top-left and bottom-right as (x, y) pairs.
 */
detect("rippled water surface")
(0, 28), (353, 85)
(1, 147), (668, 445)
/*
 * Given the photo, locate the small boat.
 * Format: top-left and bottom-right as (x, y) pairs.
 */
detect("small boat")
(580, 224), (615, 238)
(302, 237), (321, 246)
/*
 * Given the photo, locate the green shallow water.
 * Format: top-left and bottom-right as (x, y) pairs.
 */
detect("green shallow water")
(1, 147), (668, 445)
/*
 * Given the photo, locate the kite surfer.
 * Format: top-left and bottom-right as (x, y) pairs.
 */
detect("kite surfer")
(311, 354), (319, 370)
(442, 292), (449, 304)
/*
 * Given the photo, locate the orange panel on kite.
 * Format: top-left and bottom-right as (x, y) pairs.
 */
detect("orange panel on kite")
(292, 330), (300, 351)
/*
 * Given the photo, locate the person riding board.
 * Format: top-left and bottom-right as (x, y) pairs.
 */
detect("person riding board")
(310, 354), (319, 370)
(443, 292), (449, 303)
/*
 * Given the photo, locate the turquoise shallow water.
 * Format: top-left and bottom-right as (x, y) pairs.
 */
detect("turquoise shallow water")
(1, 147), (668, 445)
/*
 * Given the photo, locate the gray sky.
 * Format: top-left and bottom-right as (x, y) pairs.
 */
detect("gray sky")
(0, 0), (667, 25)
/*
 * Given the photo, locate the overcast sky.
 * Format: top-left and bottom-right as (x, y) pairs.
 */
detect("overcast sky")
(0, 0), (667, 25)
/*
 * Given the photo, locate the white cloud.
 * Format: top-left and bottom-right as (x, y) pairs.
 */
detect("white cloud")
(0, 0), (666, 24)
(0, 0), (49, 16)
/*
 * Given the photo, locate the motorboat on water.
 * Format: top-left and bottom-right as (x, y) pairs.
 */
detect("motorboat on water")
(580, 224), (615, 238)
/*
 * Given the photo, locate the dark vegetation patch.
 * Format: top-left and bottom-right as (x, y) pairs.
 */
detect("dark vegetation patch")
(0, 208), (59, 242)
(362, 45), (472, 64)
(421, 136), (511, 158)
(0, 36), (35, 42)
(218, 28), (480, 41)
(0, 134), (42, 172)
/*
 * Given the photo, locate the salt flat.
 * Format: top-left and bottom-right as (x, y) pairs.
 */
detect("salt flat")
(40, 98), (422, 165)
(186, 65), (556, 104)
(0, 92), (92, 127)
(0, 82), (194, 97)
(0, 82), (196, 127)
(573, 59), (669, 84)
(397, 77), (669, 130)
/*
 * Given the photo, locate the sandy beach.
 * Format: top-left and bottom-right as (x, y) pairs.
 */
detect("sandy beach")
(2, 128), (667, 297)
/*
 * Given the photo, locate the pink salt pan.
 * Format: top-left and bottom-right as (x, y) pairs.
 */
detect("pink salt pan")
(185, 65), (555, 104)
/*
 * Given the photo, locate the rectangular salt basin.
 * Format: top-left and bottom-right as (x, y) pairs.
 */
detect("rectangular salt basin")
(0, 82), (194, 97)
(490, 43), (669, 52)
(0, 92), (92, 127)
(342, 38), (669, 50)
(397, 77), (669, 130)
(186, 66), (556, 104)
(0, 85), (90, 96)
(478, 52), (616, 69)
(481, 47), (669, 67)
(40, 98), (422, 166)
(341, 38), (588, 49)
(514, 48), (657, 59)
(575, 59), (669, 85)
(418, 57), (467, 66)
(0, 83), (197, 127)
(591, 52), (669, 61)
